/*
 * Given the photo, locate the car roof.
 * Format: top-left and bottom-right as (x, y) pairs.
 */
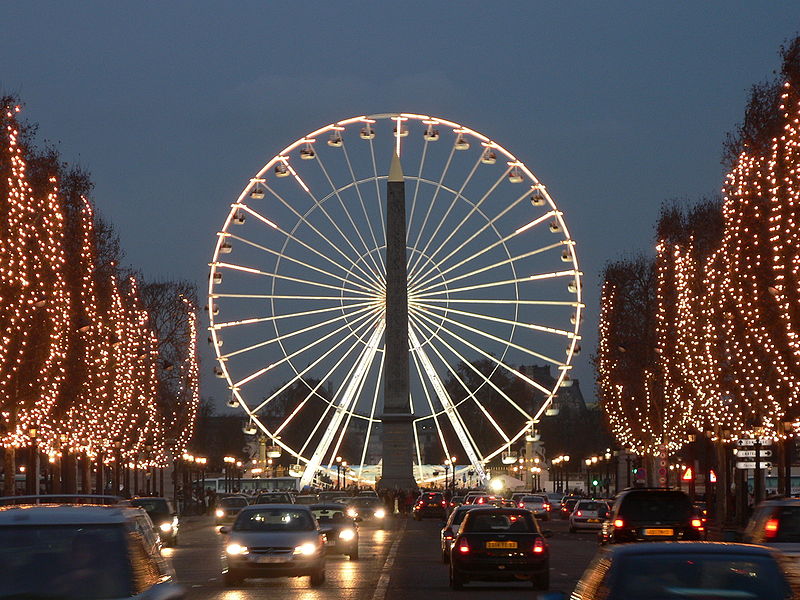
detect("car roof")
(604, 542), (776, 557)
(0, 504), (145, 525)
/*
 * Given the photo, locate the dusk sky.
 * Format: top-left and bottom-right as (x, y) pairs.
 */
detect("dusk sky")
(3, 3), (799, 406)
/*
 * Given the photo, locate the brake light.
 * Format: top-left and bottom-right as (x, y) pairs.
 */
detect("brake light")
(544, 503), (550, 510)
(458, 540), (470, 553)
(576, 510), (582, 517)
(691, 518), (702, 528)
(765, 518), (780, 538)
(533, 538), (546, 554)
(518, 502), (524, 508)
(443, 530), (454, 539)
(614, 519), (624, 528)
(442, 501), (446, 506)
(477, 497), (485, 504)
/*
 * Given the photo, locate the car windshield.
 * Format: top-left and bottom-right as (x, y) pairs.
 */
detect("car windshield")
(312, 508), (348, 523)
(613, 552), (789, 600)
(256, 494), (293, 503)
(465, 512), (535, 532)
(621, 492), (692, 522)
(0, 524), (132, 599)
(220, 497), (248, 508)
(235, 508), (315, 531)
(130, 498), (169, 514)
(353, 498), (381, 508)
(769, 506), (800, 542)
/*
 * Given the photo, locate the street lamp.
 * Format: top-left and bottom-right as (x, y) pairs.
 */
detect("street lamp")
(336, 456), (342, 490)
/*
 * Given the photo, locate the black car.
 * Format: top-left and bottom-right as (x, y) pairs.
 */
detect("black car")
(345, 497), (388, 526)
(563, 542), (800, 600)
(560, 497), (581, 520)
(130, 496), (180, 547)
(311, 503), (359, 560)
(449, 507), (550, 590)
(413, 491), (447, 520)
(599, 488), (704, 545)
(215, 495), (249, 524)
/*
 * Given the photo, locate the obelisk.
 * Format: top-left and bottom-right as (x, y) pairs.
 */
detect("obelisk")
(377, 153), (417, 492)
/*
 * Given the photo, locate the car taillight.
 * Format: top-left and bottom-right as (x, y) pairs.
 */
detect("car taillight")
(442, 501), (446, 506)
(443, 530), (454, 539)
(691, 518), (703, 528)
(477, 498), (485, 504)
(533, 538), (546, 554)
(458, 540), (470, 553)
(576, 510), (582, 517)
(765, 518), (780, 538)
(518, 502), (524, 508)
(614, 518), (624, 528)
(544, 504), (550, 510)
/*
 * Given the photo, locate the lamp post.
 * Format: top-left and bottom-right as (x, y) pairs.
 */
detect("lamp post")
(444, 458), (451, 491)
(336, 456), (342, 490)
(28, 427), (39, 497)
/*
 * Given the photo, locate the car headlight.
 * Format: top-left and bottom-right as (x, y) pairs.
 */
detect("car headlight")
(346, 508), (358, 518)
(159, 522), (173, 532)
(215, 509), (225, 518)
(374, 508), (386, 519)
(293, 542), (317, 556)
(339, 528), (356, 541)
(226, 543), (249, 555)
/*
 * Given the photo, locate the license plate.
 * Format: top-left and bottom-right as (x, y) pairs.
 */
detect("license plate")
(643, 528), (674, 536)
(588, 519), (601, 523)
(486, 541), (517, 549)
(256, 555), (289, 563)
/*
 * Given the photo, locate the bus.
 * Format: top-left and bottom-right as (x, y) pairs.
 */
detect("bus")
(207, 476), (300, 494)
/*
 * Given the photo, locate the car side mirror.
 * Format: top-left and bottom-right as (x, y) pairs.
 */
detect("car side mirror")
(219, 526), (230, 535)
(542, 530), (554, 538)
(537, 593), (566, 600)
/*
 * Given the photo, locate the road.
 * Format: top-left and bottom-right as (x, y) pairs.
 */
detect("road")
(169, 514), (599, 599)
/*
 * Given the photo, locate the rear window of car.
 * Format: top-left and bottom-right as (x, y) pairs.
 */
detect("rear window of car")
(465, 512), (535, 533)
(522, 496), (544, 503)
(235, 508), (315, 531)
(614, 552), (789, 600)
(577, 501), (603, 511)
(619, 492), (692, 522)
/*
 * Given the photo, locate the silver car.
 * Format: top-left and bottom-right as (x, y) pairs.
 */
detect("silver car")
(569, 499), (608, 532)
(221, 504), (326, 587)
(0, 502), (185, 599)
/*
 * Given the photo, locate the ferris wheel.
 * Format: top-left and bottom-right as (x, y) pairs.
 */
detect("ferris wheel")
(208, 113), (582, 487)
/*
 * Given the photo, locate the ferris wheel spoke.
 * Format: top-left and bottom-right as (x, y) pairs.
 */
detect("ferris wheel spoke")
(213, 261), (379, 299)
(409, 241), (567, 297)
(261, 183), (383, 291)
(410, 310), (533, 420)
(409, 344), (455, 464)
(340, 142), (386, 274)
(415, 269), (578, 299)
(211, 300), (376, 330)
(219, 304), (377, 361)
(313, 153), (386, 282)
(419, 297), (583, 307)
(299, 321), (384, 487)
(233, 307), (381, 388)
(407, 154), (483, 277)
(253, 310), (381, 416)
(409, 145), (456, 258)
(411, 191), (542, 288)
(367, 138), (388, 253)
(413, 300), (577, 339)
(408, 323), (488, 470)
(410, 308), (555, 395)
(223, 232), (382, 296)
(412, 304), (566, 367)
(409, 167), (514, 285)
(357, 352), (385, 482)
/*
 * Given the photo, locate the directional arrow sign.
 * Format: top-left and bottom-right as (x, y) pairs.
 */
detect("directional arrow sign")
(736, 438), (773, 447)
(736, 449), (773, 458)
(736, 461), (772, 469)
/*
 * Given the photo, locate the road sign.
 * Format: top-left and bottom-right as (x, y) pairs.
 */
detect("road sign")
(736, 438), (773, 447)
(682, 467), (694, 481)
(736, 461), (772, 469)
(735, 449), (773, 458)
(709, 469), (717, 483)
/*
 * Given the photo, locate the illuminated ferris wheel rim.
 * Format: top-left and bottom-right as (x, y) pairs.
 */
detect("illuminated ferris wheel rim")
(207, 112), (584, 484)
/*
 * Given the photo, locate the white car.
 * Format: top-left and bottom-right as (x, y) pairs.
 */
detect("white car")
(569, 499), (608, 532)
(519, 495), (551, 519)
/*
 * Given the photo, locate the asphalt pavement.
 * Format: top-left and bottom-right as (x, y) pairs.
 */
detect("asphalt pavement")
(169, 514), (599, 599)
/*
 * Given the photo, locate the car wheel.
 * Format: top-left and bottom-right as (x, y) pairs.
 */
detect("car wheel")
(349, 547), (359, 560)
(310, 567), (326, 587)
(224, 570), (243, 587)
(532, 570), (549, 590)
(449, 566), (464, 590)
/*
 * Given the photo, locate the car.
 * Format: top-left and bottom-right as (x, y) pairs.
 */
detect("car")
(311, 503), (359, 560)
(742, 497), (800, 560)
(519, 494), (551, 519)
(0, 502), (185, 599)
(345, 496), (387, 525)
(294, 494), (320, 505)
(510, 492), (528, 505)
(215, 495), (249, 525)
(563, 542), (800, 600)
(413, 491), (447, 520)
(546, 492), (565, 507)
(254, 491), (295, 504)
(448, 495), (465, 510)
(449, 507), (550, 590)
(129, 496), (180, 547)
(440, 505), (474, 563)
(464, 492), (490, 505)
(560, 496), (581, 520)
(569, 499), (609, 532)
(220, 504), (326, 587)
(599, 488), (704, 544)
(318, 491), (350, 503)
